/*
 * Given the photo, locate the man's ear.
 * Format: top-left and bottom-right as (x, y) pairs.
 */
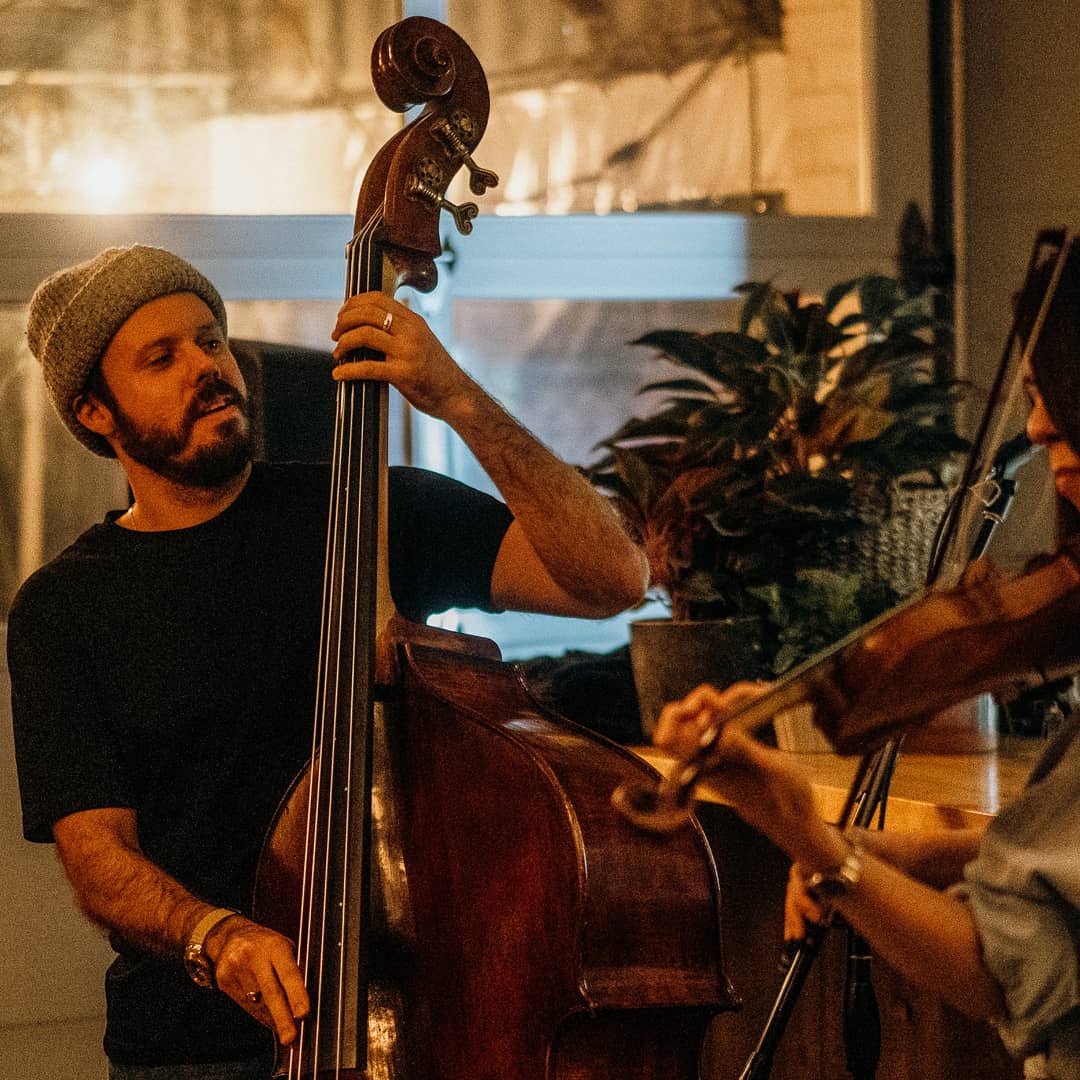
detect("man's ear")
(73, 391), (117, 440)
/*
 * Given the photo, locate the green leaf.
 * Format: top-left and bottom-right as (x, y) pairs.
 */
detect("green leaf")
(823, 277), (861, 316)
(884, 381), (968, 416)
(609, 446), (664, 511)
(637, 377), (719, 399)
(631, 330), (714, 371)
(856, 275), (908, 326)
(699, 331), (771, 367)
(593, 415), (684, 448)
(763, 307), (797, 352)
(840, 420), (970, 476)
(734, 280), (776, 333)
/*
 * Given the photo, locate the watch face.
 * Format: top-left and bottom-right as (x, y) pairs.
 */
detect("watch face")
(184, 945), (214, 988)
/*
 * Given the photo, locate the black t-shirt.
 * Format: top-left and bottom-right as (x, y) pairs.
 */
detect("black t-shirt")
(7, 461), (512, 1066)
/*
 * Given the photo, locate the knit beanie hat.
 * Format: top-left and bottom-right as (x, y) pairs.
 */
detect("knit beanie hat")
(26, 245), (228, 457)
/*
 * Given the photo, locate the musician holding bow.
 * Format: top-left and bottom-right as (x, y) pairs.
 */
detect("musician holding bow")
(6, 245), (648, 1079)
(654, 309), (1080, 1078)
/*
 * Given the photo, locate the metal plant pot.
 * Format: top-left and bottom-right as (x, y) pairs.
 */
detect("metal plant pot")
(629, 616), (762, 737)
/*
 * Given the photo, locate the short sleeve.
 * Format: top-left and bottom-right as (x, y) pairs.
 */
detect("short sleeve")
(388, 467), (513, 622)
(7, 574), (133, 842)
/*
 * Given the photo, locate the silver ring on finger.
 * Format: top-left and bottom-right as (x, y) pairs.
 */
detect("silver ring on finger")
(382, 311), (393, 332)
(245, 989), (262, 1004)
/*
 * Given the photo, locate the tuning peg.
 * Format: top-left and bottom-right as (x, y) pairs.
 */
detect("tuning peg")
(407, 170), (480, 235)
(440, 197), (480, 235)
(463, 159), (499, 197)
(431, 115), (500, 196)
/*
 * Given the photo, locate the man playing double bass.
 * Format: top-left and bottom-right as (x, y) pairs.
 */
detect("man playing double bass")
(7, 245), (648, 1079)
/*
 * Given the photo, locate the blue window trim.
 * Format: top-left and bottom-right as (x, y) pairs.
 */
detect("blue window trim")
(0, 210), (900, 305)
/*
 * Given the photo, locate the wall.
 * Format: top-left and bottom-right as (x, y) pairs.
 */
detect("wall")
(784, 0), (870, 214)
(958, 0), (1080, 385)
(956, 0), (1080, 566)
(0, 625), (112, 1079)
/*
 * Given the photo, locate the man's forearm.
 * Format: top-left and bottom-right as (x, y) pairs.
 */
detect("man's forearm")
(328, 302), (648, 615)
(54, 811), (213, 957)
(446, 379), (648, 614)
(54, 809), (311, 1043)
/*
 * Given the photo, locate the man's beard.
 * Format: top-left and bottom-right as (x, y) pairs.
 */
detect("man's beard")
(112, 377), (254, 489)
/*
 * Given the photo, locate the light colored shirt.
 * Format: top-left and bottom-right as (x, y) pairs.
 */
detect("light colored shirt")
(963, 709), (1080, 1079)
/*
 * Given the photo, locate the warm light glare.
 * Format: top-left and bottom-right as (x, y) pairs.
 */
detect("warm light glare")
(83, 155), (133, 210)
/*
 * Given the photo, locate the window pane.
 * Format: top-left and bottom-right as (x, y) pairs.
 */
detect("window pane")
(438, 297), (738, 488)
(3, 2), (873, 217)
(421, 297), (738, 658)
(1, 1), (399, 213)
(228, 295), (747, 658)
(447, 0), (870, 217)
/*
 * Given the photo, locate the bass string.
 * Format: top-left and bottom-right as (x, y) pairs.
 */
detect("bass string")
(299, 239), (352, 1080)
(330, 208), (384, 1069)
(293, 259), (349, 1080)
(293, 208), (385, 1078)
(320, 206), (381, 1076)
(290, 280), (345, 1080)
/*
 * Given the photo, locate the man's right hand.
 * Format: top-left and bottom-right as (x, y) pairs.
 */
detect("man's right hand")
(52, 808), (312, 1049)
(204, 916), (310, 1046)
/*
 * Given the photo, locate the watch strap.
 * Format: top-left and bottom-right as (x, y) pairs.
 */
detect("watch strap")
(183, 907), (239, 988)
(189, 906), (239, 949)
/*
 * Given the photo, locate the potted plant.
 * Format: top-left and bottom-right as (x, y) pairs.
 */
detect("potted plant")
(587, 271), (969, 732)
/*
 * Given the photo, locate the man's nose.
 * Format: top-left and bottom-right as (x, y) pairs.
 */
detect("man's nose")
(180, 341), (221, 381)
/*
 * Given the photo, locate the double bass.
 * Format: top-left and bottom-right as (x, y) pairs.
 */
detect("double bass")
(253, 18), (732, 1078)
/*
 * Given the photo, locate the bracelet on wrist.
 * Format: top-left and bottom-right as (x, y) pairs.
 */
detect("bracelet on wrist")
(802, 836), (864, 908)
(183, 907), (239, 989)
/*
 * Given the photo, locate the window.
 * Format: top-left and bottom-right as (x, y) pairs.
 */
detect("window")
(448, 0), (871, 217)
(1, 0), (931, 654)
(1, 0), (399, 214)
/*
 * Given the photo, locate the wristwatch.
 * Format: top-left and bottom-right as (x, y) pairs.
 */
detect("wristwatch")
(803, 839), (864, 906)
(183, 907), (239, 989)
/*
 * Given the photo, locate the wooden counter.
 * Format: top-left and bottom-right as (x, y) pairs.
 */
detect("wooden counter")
(625, 740), (1042, 1080)
(632, 735), (1041, 830)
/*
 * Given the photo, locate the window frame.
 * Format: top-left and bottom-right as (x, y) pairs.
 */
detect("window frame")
(0, 1), (930, 306)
